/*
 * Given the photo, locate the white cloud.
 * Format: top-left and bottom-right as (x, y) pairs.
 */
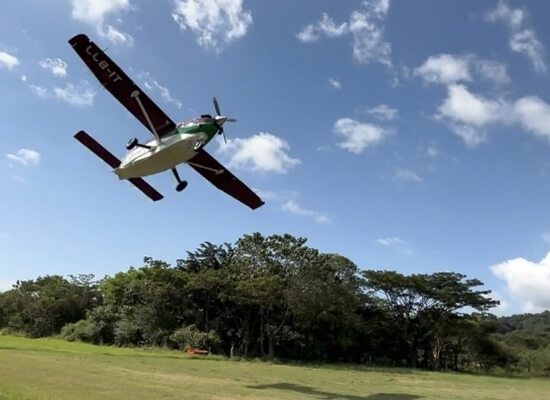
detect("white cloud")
(253, 189), (280, 201)
(435, 84), (550, 147)
(491, 252), (550, 312)
(334, 118), (388, 154)
(364, 104), (398, 121)
(415, 54), (471, 85)
(172, 0), (252, 52)
(30, 82), (96, 106)
(513, 96), (550, 142)
(436, 84), (510, 147)
(375, 236), (413, 254)
(53, 83), (96, 106)
(104, 25), (133, 45)
(487, 290), (509, 316)
(296, 25), (318, 43)
(438, 84), (508, 127)
(297, 0), (392, 67)
(349, 0), (391, 66)
(20, 75), (27, 82)
(542, 232), (550, 244)
(414, 54), (509, 85)
(375, 237), (403, 246)
(70, 0), (133, 45)
(217, 132), (300, 173)
(486, 0), (525, 29)
(138, 72), (182, 109)
(486, 1), (546, 73)
(6, 149), (41, 167)
(282, 199), (330, 224)
(30, 85), (49, 98)
(39, 58), (68, 78)
(394, 168), (423, 183)
(0, 51), (19, 70)
(296, 13), (348, 43)
(328, 78), (342, 90)
(475, 59), (510, 84)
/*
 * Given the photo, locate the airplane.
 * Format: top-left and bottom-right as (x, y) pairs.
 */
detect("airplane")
(68, 33), (264, 210)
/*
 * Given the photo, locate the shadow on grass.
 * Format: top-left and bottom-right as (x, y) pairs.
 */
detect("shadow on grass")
(248, 383), (423, 400)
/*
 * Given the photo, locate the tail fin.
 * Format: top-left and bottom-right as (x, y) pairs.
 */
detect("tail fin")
(74, 130), (163, 201)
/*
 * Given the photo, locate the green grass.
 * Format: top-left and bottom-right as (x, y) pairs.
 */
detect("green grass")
(0, 336), (546, 400)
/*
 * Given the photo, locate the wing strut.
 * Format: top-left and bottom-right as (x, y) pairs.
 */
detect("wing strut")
(187, 149), (264, 209)
(131, 90), (160, 145)
(186, 161), (224, 175)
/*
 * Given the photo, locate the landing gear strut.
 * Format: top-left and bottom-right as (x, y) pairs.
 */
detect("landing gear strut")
(172, 168), (188, 192)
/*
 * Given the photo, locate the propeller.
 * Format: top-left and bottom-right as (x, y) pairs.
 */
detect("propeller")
(212, 97), (236, 144)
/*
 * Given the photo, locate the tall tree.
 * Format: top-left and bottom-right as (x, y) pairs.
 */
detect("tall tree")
(362, 270), (499, 367)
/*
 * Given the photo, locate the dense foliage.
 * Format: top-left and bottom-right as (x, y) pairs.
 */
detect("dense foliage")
(1, 232), (548, 374)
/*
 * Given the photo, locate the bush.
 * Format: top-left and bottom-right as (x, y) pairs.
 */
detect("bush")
(170, 324), (220, 350)
(86, 306), (117, 345)
(60, 320), (92, 342)
(114, 317), (142, 346)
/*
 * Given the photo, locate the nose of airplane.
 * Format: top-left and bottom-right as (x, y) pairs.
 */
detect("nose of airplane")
(214, 115), (228, 125)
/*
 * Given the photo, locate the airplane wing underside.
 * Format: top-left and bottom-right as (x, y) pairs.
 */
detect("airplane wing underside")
(69, 34), (176, 138)
(188, 150), (264, 210)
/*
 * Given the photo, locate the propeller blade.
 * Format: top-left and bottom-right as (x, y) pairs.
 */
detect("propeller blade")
(217, 126), (227, 144)
(213, 97), (221, 116)
(226, 118), (237, 122)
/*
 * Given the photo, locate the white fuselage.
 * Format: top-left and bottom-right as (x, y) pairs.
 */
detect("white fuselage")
(115, 132), (207, 179)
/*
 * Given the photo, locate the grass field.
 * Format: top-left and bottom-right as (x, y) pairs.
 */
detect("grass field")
(0, 336), (546, 400)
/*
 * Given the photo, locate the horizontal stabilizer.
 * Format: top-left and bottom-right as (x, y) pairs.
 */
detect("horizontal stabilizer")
(74, 130), (163, 201)
(74, 130), (120, 168)
(127, 177), (164, 202)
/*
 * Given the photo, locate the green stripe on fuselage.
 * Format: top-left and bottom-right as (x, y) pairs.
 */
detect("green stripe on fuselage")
(172, 122), (218, 145)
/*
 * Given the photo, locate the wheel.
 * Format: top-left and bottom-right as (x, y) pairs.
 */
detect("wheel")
(176, 180), (188, 192)
(126, 137), (138, 150)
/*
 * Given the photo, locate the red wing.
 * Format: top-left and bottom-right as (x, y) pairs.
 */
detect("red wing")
(69, 34), (176, 138)
(188, 150), (264, 210)
(74, 131), (163, 201)
(127, 177), (164, 202)
(74, 130), (120, 169)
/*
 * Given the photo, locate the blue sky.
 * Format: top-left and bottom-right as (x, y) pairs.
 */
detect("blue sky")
(2, 0), (550, 315)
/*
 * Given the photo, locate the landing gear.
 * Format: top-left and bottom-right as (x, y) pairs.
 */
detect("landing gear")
(176, 181), (188, 192)
(126, 137), (152, 150)
(172, 168), (188, 192)
(126, 137), (138, 150)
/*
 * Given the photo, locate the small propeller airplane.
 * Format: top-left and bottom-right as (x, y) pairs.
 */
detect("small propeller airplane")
(68, 33), (264, 210)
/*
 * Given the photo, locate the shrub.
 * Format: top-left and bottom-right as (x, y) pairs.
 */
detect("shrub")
(60, 319), (92, 342)
(170, 324), (220, 350)
(114, 317), (142, 346)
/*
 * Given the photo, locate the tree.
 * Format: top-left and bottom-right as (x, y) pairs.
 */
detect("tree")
(362, 270), (499, 367)
(0, 275), (100, 337)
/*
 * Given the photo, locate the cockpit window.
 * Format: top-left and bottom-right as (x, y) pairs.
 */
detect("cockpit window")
(177, 116), (213, 127)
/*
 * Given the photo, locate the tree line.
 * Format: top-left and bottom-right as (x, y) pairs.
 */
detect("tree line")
(0, 232), (546, 374)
